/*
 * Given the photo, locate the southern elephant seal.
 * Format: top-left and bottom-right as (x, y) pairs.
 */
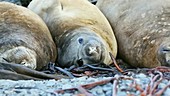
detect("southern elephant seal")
(97, 0), (170, 68)
(28, 0), (117, 67)
(0, 2), (56, 70)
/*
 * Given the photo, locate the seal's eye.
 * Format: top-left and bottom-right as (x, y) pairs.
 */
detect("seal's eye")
(78, 38), (83, 44)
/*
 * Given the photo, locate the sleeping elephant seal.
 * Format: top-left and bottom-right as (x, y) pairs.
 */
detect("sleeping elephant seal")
(28, 0), (117, 67)
(0, 2), (56, 70)
(97, 0), (170, 68)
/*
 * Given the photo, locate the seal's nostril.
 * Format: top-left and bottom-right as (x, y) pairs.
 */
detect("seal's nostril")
(85, 44), (101, 57)
(88, 46), (97, 55)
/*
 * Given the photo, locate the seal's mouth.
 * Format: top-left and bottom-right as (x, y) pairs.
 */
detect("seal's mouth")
(75, 58), (84, 66)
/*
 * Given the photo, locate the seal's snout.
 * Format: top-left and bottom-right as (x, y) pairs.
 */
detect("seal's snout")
(83, 39), (102, 63)
(86, 46), (100, 56)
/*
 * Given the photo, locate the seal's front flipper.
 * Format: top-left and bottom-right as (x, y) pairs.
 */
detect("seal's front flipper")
(0, 70), (41, 80)
(0, 62), (67, 80)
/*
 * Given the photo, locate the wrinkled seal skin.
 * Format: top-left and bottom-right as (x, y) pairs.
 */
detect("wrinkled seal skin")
(0, 2), (56, 70)
(97, 0), (170, 68)
(28, 0), (117, 67)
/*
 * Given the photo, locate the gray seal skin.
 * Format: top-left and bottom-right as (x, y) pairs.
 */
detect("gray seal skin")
(0, 2), (56, 70)
(28, 0), (117, 67)
(97, 0), (170, 68)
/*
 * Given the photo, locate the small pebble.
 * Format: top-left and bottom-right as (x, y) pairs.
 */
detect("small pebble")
(105, 90), (112, 96)
(96, 87), (104, 94)
(164, 88), (170, 96)
(0, 73), (169, 96)
(102, 83), (112, 91)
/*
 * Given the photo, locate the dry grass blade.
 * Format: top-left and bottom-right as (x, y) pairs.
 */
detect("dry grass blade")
(55, 77), (116, 94)
(112, 79), (118, 96)
(109, 52), (124, 73)
(155, 83), (170, 96)
(77, 86), (93, 96)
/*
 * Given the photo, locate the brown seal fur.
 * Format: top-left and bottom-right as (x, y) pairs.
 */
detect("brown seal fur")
(28, 0), (117, 67)
(97, 0), (170, 68)
(0, 2), (56, 70)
